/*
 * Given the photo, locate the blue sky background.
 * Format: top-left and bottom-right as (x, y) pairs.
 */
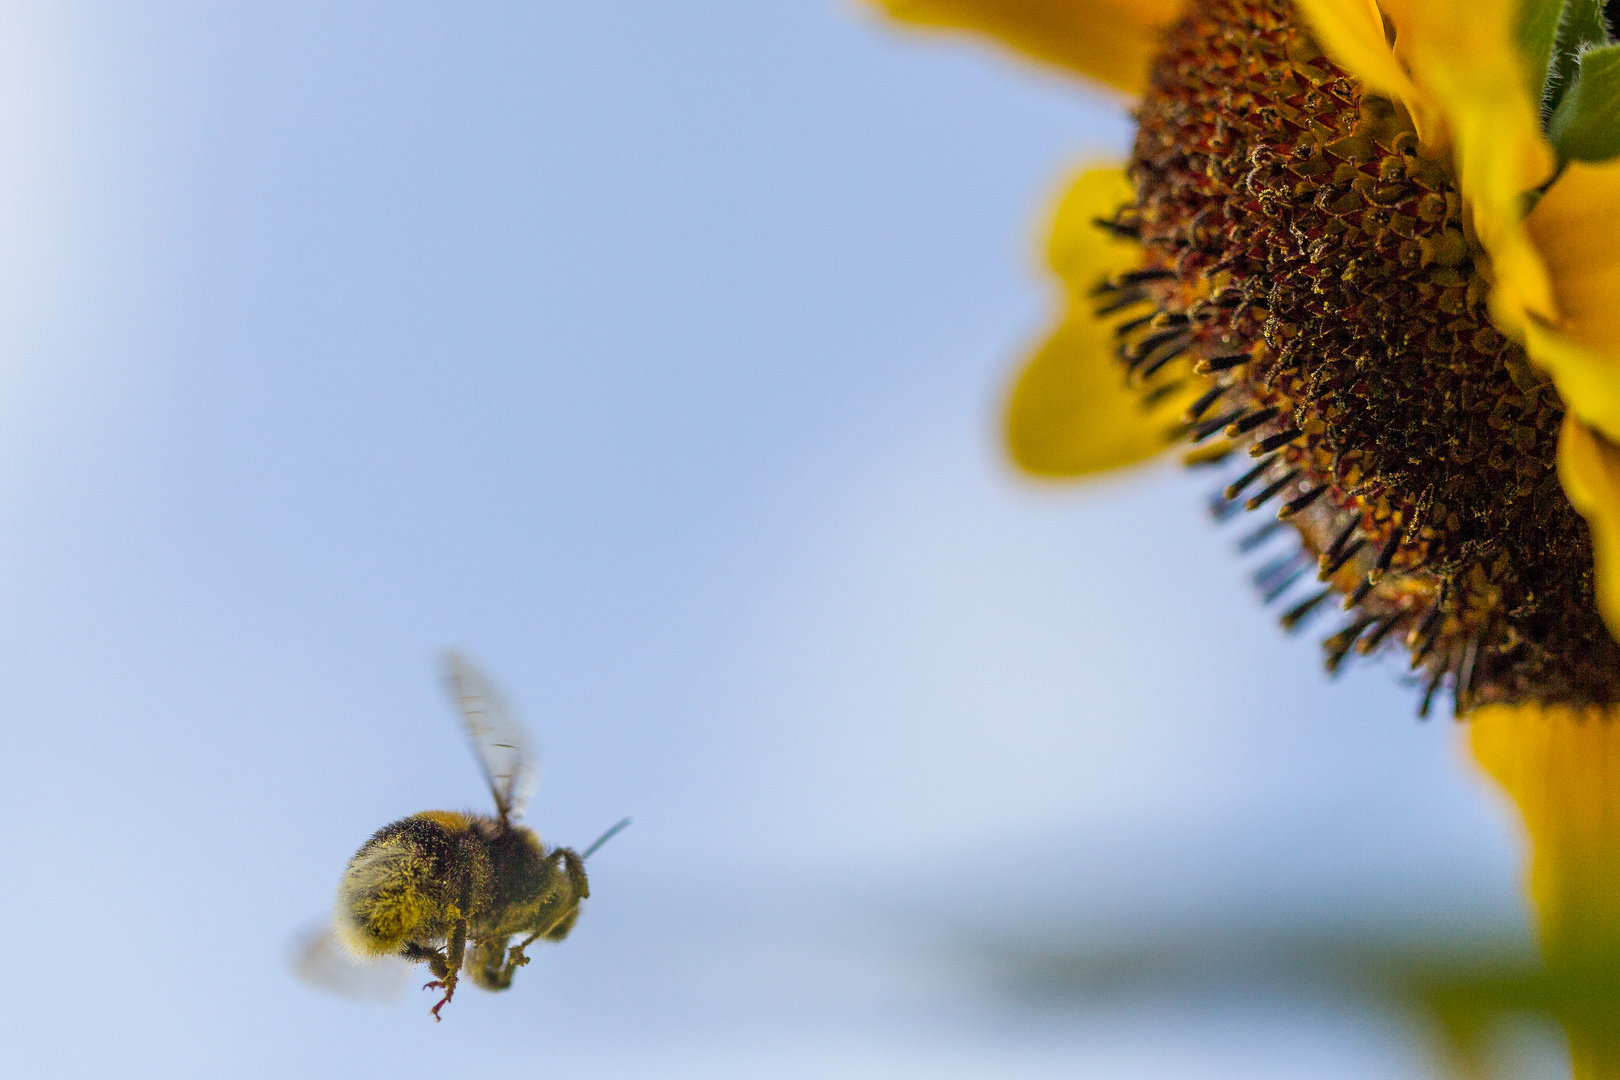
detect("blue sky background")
(0, 3), (1561, 1076)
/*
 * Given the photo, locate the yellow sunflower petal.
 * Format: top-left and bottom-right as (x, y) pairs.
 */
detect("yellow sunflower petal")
(1471, 702), (1620, 1075)
(1007, 164), (1190, 476)
(1375, 0), (1557, 331)
(1301, 0), (1554, 333)
(1557, 417), (1620, 643)
(1287, 2), (1561, 352)
(1524, 159), (1620, 443)
(1047, 165), (1137, 291)
(1007, 311), (1182, 476)
(864, 0), (1182, 96)
(1386, 0), (1561, 327)
(1292, 0), (1422, 123)
(1471, 702), (1620, 961)
(1528, 325), (1620, 452)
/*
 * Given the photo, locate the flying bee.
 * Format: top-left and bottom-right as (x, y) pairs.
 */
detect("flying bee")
(305, 650), (628, 1020)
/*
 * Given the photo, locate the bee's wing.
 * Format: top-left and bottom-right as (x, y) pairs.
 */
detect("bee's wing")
(441, 649), (538, 822)
(290, 925), (410, 1003)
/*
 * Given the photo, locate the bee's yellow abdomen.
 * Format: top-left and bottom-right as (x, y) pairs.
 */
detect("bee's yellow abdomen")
(334, 813), (484, 957)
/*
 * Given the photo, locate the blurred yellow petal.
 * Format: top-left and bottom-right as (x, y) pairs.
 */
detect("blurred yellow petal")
(1558, 418), (1620, 642)
(1292, 2), (1561, 342)
(1471, 702), (1620, 959)
(1524, 159), (1620, 443)
(1007, 164), (1192, 476)
(1007, 312), (1186, 476)
(1047, 165), (1136, 291)
(1377, 0), (1557, 328)
(864, 0), (1182, 95)
(1527, 163), (1620, 346)
(1293, 0), (1422, 124)
(1528, 325), (1620, 452)
(1471, 702), (1620, 1075)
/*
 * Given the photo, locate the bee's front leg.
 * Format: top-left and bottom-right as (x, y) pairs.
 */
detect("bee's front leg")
(538, 849), (588, 942)
(559, 848), (589, 901)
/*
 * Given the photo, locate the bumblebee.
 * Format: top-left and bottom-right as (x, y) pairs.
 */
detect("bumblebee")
(315, 651), (626, 1020)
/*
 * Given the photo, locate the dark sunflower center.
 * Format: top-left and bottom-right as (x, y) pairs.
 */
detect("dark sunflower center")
(1104, 0), (1620, 711)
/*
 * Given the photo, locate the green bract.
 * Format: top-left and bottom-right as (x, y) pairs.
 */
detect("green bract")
(1521, 0), (1618, 156)
(1521, 0), (1571, 103)
(1552, 43), (1620, 160)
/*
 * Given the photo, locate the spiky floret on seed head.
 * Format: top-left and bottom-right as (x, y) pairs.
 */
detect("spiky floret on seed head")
(1110, 0), (1620, 712)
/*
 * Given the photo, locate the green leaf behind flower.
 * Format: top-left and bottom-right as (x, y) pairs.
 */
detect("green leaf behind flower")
(1550, 42), (1620, 159)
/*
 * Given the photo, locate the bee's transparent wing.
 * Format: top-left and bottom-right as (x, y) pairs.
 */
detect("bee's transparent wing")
(291, 925), (410, 1003)
(441, 649), (538, 822)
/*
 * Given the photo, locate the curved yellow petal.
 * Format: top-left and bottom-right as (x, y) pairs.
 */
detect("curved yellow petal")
(1524, 159), (1620, 444)
(1557, 417), (1620, 643)
(1007, 311), (1181, 476)
(1046, 165), (1137, 292)
(1007, 164), (1191, 476)
(1293, 0), (1422, 123)
(1376, 0), (1557, 330)
(1472, 702), (1620, 1077)
(1528, 325), (1620, 452)
(864, 0), (1182, 96)
(1471, 702), (1620, 959)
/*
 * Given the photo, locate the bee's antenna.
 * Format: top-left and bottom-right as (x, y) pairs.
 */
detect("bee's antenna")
(580, 817), (631, 860)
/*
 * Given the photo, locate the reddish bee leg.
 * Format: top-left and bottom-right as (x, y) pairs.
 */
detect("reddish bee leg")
(424, 917), (469, 1021)
(401, 939), (462, 1021)
(428, 980), (456, 1021)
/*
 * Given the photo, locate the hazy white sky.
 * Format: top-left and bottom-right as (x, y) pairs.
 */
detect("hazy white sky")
(0, 3), (1550, 1076)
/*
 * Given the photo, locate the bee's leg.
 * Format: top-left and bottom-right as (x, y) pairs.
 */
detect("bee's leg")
(465, 936), (512, 990)
(479, 849), (593, 990)
(559, 848), (589, 900)
(421, 873), (477, 1021)
(542, 907), (580, 942)
(427, 917), (468, 1021)
(473, 937), (520, 991)
(478, 932), (538, 991)
(402, 941), (452, 983)
(540, 849), (589, 942)
(486, 928), (544, 989)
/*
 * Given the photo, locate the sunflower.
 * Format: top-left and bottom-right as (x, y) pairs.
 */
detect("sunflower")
(865, 0), (1620, 1070)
